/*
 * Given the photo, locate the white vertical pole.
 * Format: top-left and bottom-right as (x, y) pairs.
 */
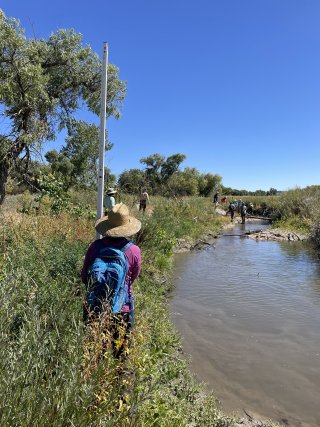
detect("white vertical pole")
(96, 42), (108, 238)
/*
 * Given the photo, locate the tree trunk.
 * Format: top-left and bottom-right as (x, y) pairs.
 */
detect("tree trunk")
(0, 160), (9, 205)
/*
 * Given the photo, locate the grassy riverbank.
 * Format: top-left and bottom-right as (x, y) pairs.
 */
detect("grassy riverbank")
(236, 186), (320, 244)
(0, 196), (236, 426)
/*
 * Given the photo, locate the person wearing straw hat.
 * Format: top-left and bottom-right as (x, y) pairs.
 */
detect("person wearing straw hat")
(103, 187), (117, 214)
(81, 203), (142, 357)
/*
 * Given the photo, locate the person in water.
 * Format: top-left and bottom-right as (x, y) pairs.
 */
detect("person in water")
(240, 203), (247, 224)
(227, 202), (236, 222)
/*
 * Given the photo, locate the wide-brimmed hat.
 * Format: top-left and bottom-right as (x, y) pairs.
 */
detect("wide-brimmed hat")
(106, 187), (117, 195)
(95, 203), (141, 237)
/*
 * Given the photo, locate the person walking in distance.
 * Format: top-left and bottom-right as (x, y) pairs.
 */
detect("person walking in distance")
(103, 187), (117, 215)
(139, 188), (149, 213)
(238, 199), (243, 215)
(213, 191), (219, 208)
(81, 203), (142, 358)
(227, 201), (236, 222)
(240, 202), (247, 224)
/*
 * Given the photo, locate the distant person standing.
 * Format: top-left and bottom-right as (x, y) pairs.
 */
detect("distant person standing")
(104, 188), (117, 214)
(227, 202), (236, 222)
(213, 191), (219, 208)
(221, 196), (228, 205)
(240, 203), (247, 224)
(139, 188), (149, 213)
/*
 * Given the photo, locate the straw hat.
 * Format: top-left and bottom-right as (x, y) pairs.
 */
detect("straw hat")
(106, 187), (117, 195)
(95, 203), (141, 237)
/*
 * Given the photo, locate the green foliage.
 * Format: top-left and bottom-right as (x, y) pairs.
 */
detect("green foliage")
(0, 227), (93, 426)
(140, 153), (186, 192)
(221, 186), (278, 197)
(140, 153), (166, 188)
(17, 191), (35, 214)
(118, 168), (147, 195)
(160, 153), (187, 181)
(0, 198), (231, 426)
(198, 173), (222, 196)
(35, 173), (70, 213)
(61, 120), (113, 188)
(68, 204), (96, 219)
(45, 150), (74, 188)
(119, 153), (222, 198)
(268, 187), (278, 195)
(154, 228), (176, 256)
(167, 168), (199, 196)
(273, 216), (310, 234)
(104, 167), (117, 188)
(68, 187), (96, 207)
(240, 186), (320, 246)
(0, 9), (126, 202)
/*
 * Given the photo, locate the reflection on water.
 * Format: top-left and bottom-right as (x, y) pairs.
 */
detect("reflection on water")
(171, 223), (320, 427)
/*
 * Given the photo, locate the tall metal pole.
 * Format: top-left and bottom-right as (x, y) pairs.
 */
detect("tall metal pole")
(96, 42), (108, 238)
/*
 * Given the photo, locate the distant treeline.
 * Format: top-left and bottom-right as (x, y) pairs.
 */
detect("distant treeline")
(8, 151), (278, 198)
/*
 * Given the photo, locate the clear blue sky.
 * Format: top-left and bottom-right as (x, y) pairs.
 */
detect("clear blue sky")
(2, 0), (320, 191)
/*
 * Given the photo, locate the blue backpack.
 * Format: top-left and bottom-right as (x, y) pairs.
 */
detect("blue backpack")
(86, 241), (133, 315)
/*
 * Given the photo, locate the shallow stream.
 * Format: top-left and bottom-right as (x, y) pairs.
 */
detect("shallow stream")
(171, 222), (320, 427)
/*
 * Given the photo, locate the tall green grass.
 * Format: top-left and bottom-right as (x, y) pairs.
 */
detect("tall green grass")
(0, 198), (231, 426)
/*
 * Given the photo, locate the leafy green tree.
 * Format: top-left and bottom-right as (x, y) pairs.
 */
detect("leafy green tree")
(104, 167), (116, 188)
(268, 187), (278, 195)
(161, 154), (186, 181)
(6, 158), (50, 194)
(118, 169), (146, 194)
(45, 120), (114, 189)
(140, 153), (165, 190)
(45, 150), (74, 188)
(0, 10), (126, 203)
(198, 173), (222, 197)
(168, 167), (199, 196)
(220, 186), (234, 196)
(62, 120), (112, 188)
(140, 153), (186, 192)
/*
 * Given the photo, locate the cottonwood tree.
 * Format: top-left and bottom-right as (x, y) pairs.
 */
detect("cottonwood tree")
(160, 153), (186, 181)
(140, 153), (186, 192)
(46, 120), (113, 189)
(140, 153), (165, 190)
(118, 169), (146, 194)
(198, 173), (222, 197)
(44, 150), (74, 189)
(167, 167), (200, 196)
(0, 10), (126, 203)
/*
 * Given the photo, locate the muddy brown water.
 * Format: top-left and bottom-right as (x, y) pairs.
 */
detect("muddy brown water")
(171, 222), (320, 427)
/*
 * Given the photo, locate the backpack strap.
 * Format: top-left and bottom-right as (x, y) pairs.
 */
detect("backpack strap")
(119, 240), (134, 307)
(119, 240), (133, 254)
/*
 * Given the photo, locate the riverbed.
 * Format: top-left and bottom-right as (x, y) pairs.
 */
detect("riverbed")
(171, 222), (320, 427)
